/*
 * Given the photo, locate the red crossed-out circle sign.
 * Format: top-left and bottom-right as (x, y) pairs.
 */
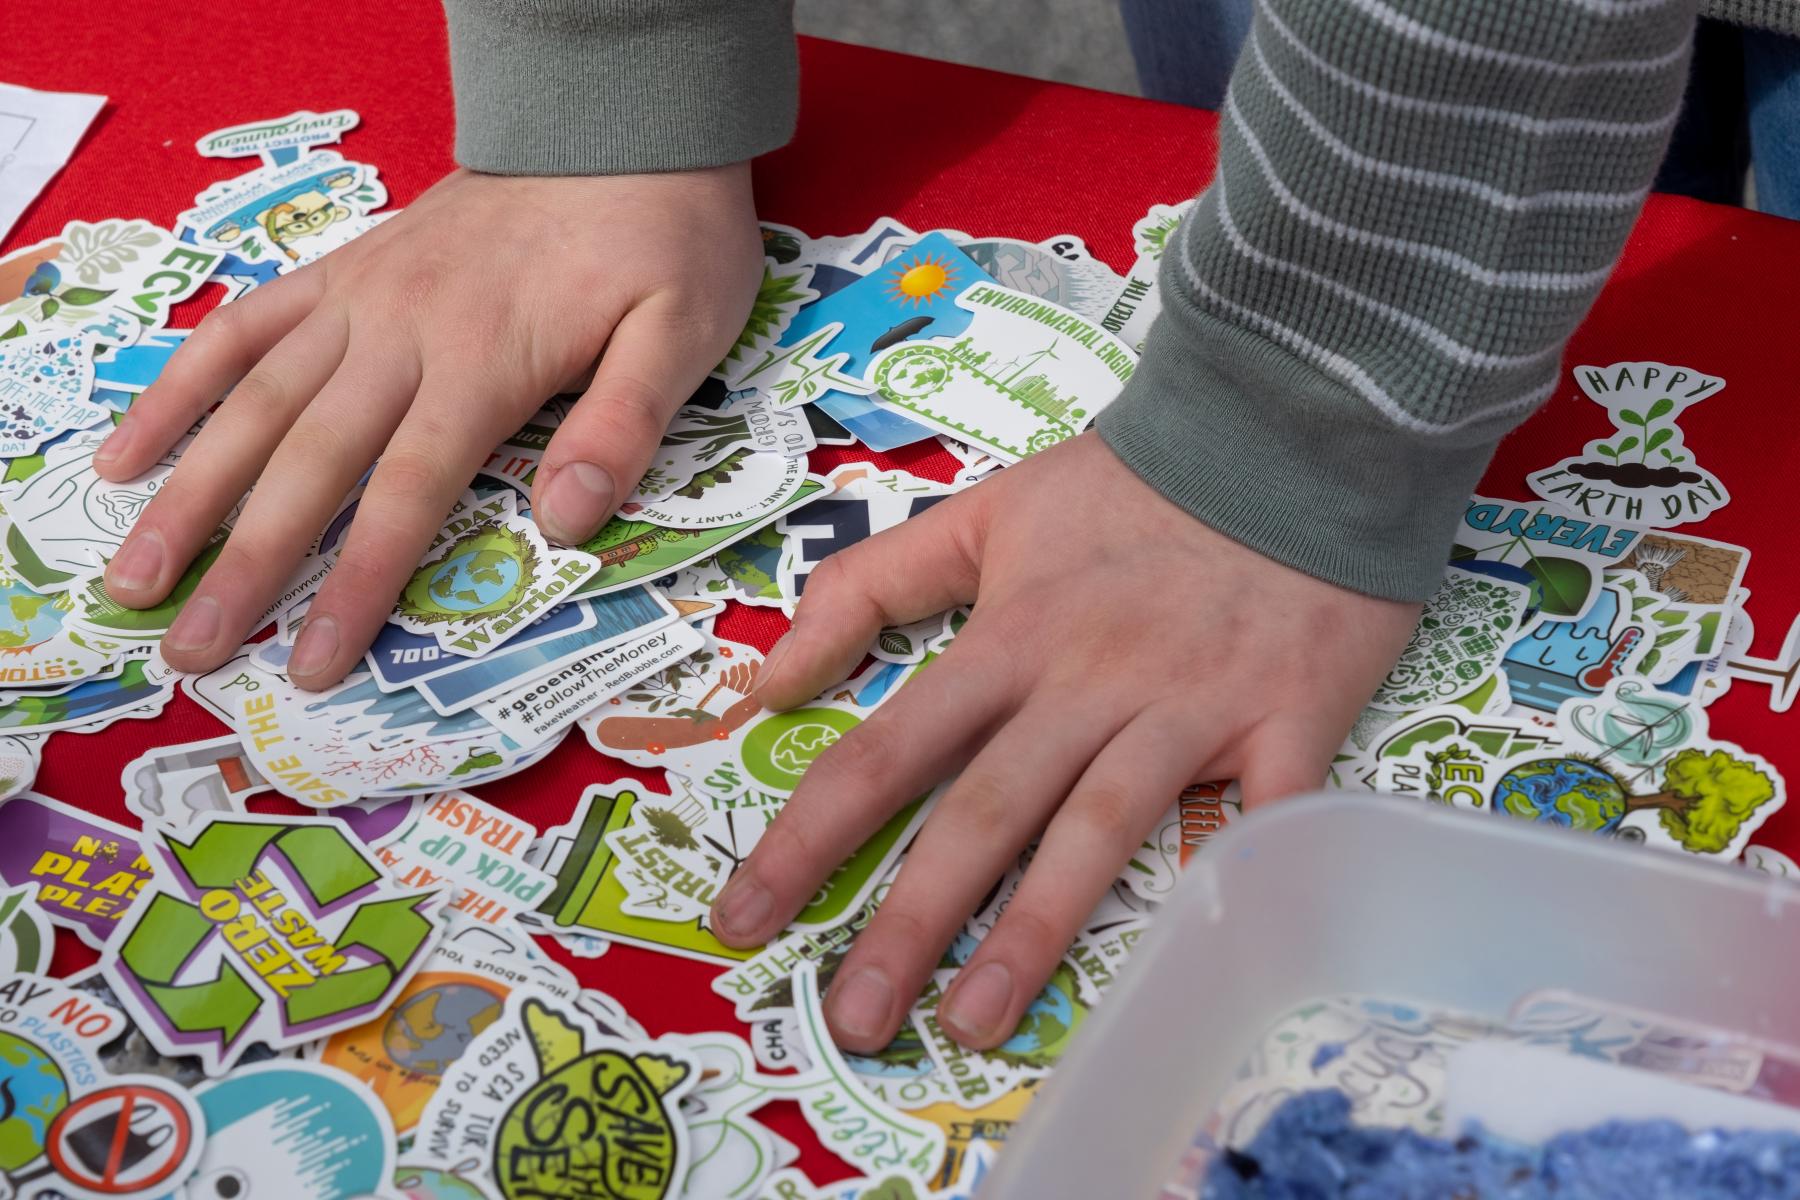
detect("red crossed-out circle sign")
(46, 1083), (197, 1195)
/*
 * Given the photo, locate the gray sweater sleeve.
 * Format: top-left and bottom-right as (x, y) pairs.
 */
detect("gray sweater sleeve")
(441, 0), (798, 175)
(1098, 0), (1698, 601)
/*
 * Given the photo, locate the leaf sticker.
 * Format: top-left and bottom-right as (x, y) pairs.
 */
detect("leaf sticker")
(1647, 396), (1675, 420)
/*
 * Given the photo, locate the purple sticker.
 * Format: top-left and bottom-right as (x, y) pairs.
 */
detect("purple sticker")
(0, 793), (149, 949)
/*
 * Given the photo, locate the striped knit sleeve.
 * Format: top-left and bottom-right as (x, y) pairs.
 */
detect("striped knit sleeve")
(1096, 0), (1698, 601)
(442, 0), (798, 176)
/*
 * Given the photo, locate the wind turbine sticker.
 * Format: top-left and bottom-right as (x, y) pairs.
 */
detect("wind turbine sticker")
(1528, 362), (1731, 528)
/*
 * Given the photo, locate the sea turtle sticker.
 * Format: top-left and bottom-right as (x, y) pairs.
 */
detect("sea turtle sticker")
(414, 990), (700, 1200)
(1528, 362), (1731, 528)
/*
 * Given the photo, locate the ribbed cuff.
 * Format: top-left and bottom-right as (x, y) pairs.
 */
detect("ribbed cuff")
(1703, 0), (1800, 34)
(443, 0), (798, 176)
(1097, 301), (1501, 603)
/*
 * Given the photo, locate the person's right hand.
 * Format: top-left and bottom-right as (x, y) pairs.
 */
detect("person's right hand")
(94, 164), (765, 688)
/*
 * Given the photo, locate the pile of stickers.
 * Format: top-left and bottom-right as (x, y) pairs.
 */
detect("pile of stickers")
(0, 107), (1794, 1200)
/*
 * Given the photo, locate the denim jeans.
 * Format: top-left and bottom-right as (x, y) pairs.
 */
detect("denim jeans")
(1118, 2), (1800, 220)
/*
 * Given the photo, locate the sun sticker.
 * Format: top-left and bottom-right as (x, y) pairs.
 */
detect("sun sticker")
(884, 251), (959, 308)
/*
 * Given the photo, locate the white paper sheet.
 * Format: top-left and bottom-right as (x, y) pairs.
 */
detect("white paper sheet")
(0, 82), (105, 242)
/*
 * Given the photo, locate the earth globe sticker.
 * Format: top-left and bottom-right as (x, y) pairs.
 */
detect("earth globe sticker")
(740, 707), (862, 792)
(383, 981), (505, 1077)
(402, 527), (536, 623)
(1492, 758), (1626, 833)
(0, 1029), (68, 1171)
(430, 548), (521, 614)
(0, 583), (65, 651)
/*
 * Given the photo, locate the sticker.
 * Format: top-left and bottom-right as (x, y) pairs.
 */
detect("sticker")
(1490, 680), (1785, 858)
(0, 975), (206, 1200)
(1370, 568), (1529, 712)
(1452, 494), (1645, 622)
(716, 260), (820, 386)
(626, 449), (815, 532)
(0, 329), (105, 456)
(866, 283), (1136, 463)
(0, 793), (149, 949)
(1727, 611), (1800, 714)
(392, 492), (601, 656)
(373, 790), (554, 931)
(181, 151), (385, 266)
(191, 649), (546, 807)
(625, 406), (761, 506)
(0, 883), (53, 973)
(315, 968), (509, 1135)
(366, 587), (599, 695)
(195, 109), (362, 166)
(1502, 581), (1650, 714)
(0, 220), (221, 346)
(404, 589), (674, 715)
(953, 235), (1124, 325)
(120, 735), (270, 830)
(909, 936), (1089, 1110)
(414, 989), (700, 1199)
(182, 1060), (395, 1200)
(790, 961), (945, 1182)
(2, 421), (207, 582)
(603, 792), (767, 924)
(739, 392), (817, 457)
(738, 233), (988, 412)
(572, 479), (830, 598)
(1528, 363), (1731, 527)
(475, 618), (707, 746)
(1098, 201), (1189, 354)
(101, 813), (442, 1074)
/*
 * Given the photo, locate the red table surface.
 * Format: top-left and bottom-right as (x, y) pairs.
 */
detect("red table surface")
(7, 4), (1800, 1187)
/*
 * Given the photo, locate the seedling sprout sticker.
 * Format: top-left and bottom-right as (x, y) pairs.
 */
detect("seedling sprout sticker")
(1528, 362), (1731, 528)
(101, 813), (442, 1075)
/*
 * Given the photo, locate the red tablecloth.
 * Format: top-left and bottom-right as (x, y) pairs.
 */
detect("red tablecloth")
(7, 4), (1800, 1186)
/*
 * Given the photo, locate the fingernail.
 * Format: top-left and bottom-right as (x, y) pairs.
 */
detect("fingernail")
(828, 966), (895, 1043)
(163, 594), (222, 654)
(289, 613), (340, 679)
(538, 462), (614, 546)
(106, 530), (165, 593)
(757, 632), (794, 690)
(942, 962), (1014, 1044)
(712, 876), (773, 942)
(94, 417), (134, 469)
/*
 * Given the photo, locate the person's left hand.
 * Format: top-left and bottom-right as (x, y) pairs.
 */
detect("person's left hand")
(707, 431), (1420, 1053)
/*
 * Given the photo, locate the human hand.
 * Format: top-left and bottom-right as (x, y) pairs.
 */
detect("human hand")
(708, 432), (1421, 1053)
(95, 164), (764, 686)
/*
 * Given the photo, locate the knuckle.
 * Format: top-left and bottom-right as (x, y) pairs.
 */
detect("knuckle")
(1070, 781), (1140, 845)
(390, 260), (449, 316)
(995, 904), (1063, 958)
(591, 379), (672, 448)
(321, 543), (395, 600)
(372, 446), (448, 499)
(945, 774), (1013, 838)
(278, 418), (351, 467)
(798, 554), (868, 618)
(220, 367), (291, 415)
(867, 903), (935, 957)
(192, 299), (249, 348)
(757, 813), (823, 877)
(813, 720), (899, 786)
(213, 531), (280, 586)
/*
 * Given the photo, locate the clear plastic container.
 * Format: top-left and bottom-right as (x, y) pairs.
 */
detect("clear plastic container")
(981, 792), (1800, 1198)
